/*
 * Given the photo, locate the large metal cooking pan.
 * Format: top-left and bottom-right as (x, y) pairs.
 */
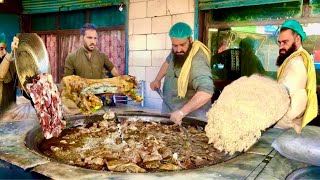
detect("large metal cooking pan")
(25, 112), (240, 173)
(15, 33), (50, 96)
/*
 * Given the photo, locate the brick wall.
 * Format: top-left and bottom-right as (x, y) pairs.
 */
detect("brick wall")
(128, 0), (195, 99)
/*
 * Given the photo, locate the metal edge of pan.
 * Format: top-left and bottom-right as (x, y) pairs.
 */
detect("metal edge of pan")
(286, 166), (320, 180)
(15, 33), (51, 97)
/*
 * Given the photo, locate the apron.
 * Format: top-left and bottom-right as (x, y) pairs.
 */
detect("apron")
(162, 58), (211, 121)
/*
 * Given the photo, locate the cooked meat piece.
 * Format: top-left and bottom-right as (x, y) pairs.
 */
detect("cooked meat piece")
(50, 146), (61, 152)
(91, 157), (104, 166)
(143, 160), (161, 169)
(159, 147), (172, 159)
(159, 163), (181, 171)
(106, 160), (146, 173)
(60, 75), (143, 114)
(193, 156), (208, 166)
(60, 140), (67, 144)
(75, 158), (85, 166)
(143, 149), (163, 162)
(120, 148), (142, 164)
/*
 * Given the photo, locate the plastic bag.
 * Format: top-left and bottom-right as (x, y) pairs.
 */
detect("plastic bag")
(272, 126), (320, 166)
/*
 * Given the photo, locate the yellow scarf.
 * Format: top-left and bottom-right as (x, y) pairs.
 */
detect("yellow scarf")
(177, 40), (211, 98)
(277, 48), (318, 128)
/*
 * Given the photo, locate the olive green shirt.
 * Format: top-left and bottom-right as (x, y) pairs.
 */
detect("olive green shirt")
(162, 49), (214, 120)
(63, 47), (114, 79)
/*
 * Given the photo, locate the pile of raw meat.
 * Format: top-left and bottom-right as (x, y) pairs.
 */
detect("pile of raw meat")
(25, 73), (66, 139)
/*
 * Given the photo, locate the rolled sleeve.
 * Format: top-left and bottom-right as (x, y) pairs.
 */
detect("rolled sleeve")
(103, 54), (114, 71)
(166, 52), (173, 63)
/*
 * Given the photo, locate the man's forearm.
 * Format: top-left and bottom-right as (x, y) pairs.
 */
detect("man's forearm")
(155, 61), (169, 81)
(180, 91), (212, 115)
(111, 68), (120, 77)
(0, 55), (11, 80)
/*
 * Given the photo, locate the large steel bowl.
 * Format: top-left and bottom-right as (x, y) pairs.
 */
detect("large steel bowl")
(15, 33), (50, 96)
(25, 112), (240, 174)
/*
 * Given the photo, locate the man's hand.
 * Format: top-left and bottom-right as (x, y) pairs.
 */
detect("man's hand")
(11, 36), (19, 51)
(150, 79), (161, 91)
(4, 36), (19, 62)
(170, 109), (186, 125)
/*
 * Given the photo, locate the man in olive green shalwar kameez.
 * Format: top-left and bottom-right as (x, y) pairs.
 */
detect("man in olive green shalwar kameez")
(63, 23), (119, 79)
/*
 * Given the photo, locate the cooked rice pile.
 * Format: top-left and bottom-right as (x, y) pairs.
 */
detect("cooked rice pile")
(205, 75), (290, 154)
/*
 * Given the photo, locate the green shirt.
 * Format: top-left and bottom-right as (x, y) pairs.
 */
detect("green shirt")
(163, 49), (214, 120)
(63, 47), (114, 79)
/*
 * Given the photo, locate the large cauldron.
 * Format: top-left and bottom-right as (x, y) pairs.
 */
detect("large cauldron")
(25, 112), (239, 174)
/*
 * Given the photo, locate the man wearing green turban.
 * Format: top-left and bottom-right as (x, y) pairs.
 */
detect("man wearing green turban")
(0, 33), (19, 113)
(150, 22), (214, 124)
(275, 19), (318, 133)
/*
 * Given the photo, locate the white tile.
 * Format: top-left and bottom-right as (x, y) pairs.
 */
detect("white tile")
(128, 20), (134, 35)
(129, 35), (147, 50)
(165, 33), (172, 50)
(172, 13), (195, 30)
(147, 0), (167, 17)
(167, 0), (189, 15)
(146, 66), (161, 82)
(129, 66), (146, 81)
(129, 2), (147, 19)
(189, 0), (195, 12)
(144, 81), (163, 98)
(133, 18), (152, 34)
(129, 51), (133, 66)
(152, 50), (171, 66)
(147, 33), (166, 50)
(132, 50), (152, 66)
(151, 16), (172, 33)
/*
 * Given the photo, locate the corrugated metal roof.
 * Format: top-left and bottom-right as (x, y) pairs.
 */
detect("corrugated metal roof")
(199, 0), (302, 10)
(22, 0), (127, 14)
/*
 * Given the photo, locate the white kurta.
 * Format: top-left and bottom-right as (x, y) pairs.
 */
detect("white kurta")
(275, 47), (308, 132)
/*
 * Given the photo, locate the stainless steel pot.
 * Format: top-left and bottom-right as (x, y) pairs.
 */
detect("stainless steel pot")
(25, 112), (239, 173)
(15, 33), (50, 96)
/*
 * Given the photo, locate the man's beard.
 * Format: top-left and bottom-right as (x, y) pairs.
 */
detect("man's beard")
(276, 43), (297, 67)
(173, 44), (192, 68)
(84, 43), (95, 52)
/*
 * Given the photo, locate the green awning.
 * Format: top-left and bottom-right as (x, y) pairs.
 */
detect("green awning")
(199, 0), (302, 10)
(22, 0), (127, 14)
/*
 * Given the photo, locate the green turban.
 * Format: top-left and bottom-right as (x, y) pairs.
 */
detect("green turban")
(280, 19), (306, 41)
(0, 33), (6, 45)
(169, 22), (192, 39)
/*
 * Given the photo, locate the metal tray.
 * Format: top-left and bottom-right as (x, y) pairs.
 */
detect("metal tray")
(286, 166), (320, 180)
(15, 33), (50, 96)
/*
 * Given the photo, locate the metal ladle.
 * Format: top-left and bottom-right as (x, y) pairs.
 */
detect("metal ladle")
(156, 89), (190, 143)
